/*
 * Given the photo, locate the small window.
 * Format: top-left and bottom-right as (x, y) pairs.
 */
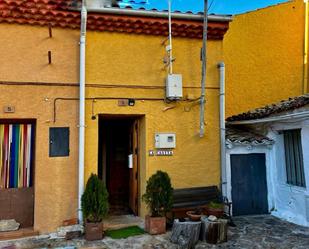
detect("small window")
(49, 127), (70, 157)
(283, 129), (306, 187)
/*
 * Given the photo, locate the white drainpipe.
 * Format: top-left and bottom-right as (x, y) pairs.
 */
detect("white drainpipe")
(78, 3), (87, 224)
(218, 62), (227, 197)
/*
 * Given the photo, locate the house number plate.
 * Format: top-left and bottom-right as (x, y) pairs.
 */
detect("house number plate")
(149, 150), (174, 156)
(3, 106), (15, 113)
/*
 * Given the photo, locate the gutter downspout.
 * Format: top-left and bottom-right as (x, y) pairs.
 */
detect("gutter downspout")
(218, 62), (227, 197)
(304, 0), (308, 94)
(199, 0), (208, 137)
(78, 2), (87, 224)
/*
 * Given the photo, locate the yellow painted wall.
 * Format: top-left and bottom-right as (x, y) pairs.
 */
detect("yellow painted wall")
(224, 0), (305, 116)
(85, 31), (224, 216)
(0, 24), (79, 233)
(0, 24), (79, 83)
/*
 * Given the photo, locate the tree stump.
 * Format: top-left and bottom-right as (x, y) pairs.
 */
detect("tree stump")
(170, 219), (201, 249)
(200, 217), (228, 244)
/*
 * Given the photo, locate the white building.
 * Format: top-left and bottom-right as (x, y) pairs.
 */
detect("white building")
(225, 94), (309, 227)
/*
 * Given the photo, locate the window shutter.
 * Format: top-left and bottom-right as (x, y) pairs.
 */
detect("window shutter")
(283, 129), (306, 187)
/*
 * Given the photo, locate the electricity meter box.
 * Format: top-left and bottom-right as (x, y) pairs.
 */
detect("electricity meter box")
(166, 74), (183, 100)
(155, 133), (176, 149)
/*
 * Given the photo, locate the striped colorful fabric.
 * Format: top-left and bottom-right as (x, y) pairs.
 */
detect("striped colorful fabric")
(0, 124), (33, 189)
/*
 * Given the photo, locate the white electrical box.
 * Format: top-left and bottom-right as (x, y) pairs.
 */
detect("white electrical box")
(155, 133), (176, 149)
(166, 74), (183, 100)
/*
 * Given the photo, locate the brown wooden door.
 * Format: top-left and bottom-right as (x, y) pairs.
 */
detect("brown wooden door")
(129, 120), (139, 215)
(106, 121), (130, 213)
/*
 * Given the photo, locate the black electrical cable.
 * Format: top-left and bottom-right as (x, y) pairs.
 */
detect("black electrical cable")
(53, 97), (165, 123)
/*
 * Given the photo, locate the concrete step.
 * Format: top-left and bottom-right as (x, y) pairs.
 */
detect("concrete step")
(0, 228), (39, 241)
(104, 215), (144, 231)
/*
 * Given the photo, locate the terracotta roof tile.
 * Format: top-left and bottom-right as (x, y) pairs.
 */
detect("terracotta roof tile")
(226, 126), (274, 146)
(227, 94), (309, 122)
(0, 0), (229, 39)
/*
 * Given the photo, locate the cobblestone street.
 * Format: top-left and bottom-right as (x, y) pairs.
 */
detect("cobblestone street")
(196, 215), (309, 249)
(1, 215), (309, 249)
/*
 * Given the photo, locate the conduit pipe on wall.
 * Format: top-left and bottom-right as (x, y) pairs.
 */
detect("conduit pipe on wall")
(78, 2), (87, 224)
(53, 97), (165, 123)
(218, 62), (227, 197)
(304, 0), (309, 94)
(168, 0), (173, 74)
(199, 0), (208, 137)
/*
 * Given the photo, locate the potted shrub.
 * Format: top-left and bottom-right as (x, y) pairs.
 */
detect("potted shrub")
(142, 170), (173, 235)
(206, 201), (224, 218)
(81, 174), (109, 240)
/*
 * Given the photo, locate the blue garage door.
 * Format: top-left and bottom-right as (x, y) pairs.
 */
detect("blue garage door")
(231, 153), (268, 216)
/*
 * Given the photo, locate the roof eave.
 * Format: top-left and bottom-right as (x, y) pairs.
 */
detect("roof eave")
(226, 140), (274, 148)
(69, 7), (233, 22)
(227, 110), (309, 125)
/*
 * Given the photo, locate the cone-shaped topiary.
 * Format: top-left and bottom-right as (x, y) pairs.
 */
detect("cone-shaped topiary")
(81, 174), (109, 223)
(142, 170), (173, 217)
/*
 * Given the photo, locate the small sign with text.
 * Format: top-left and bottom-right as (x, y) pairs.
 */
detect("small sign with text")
(3, 106), (15, 113)
(149, 150), (174, 156)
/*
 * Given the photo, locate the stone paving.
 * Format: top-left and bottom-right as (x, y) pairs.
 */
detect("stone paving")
(0, 215), (309, 249)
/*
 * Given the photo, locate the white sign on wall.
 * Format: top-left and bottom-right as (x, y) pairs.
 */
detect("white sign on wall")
(149, 150), (174, 156)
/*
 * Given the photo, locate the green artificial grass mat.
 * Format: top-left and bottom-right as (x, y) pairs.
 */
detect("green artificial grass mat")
(105, 226), (145, 239)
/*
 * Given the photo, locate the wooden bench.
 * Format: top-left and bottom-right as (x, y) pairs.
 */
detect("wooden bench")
(169, 186), (222, 220)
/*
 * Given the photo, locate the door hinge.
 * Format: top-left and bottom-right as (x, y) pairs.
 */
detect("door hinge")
(135, 172), (138, 180)
(135, 147), (138, 154)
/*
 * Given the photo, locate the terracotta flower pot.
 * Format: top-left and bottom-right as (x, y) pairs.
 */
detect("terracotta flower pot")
(145, 215), (166, 235)
(186, 211), (203, 221)
(206, 207), (224, 218)
(85, 221), (103, 241)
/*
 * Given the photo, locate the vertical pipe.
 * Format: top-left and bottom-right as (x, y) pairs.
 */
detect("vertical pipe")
(78, 2), (87, 224)
(168, 0), (173, 74)
(304, 0), (308, 94)
(199, 0), (208, 137)
(218, 62), (226, 197)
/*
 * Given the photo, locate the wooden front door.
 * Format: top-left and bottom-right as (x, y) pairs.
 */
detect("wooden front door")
(231, 153), (268, 216)
(129, 120), (139, 215)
